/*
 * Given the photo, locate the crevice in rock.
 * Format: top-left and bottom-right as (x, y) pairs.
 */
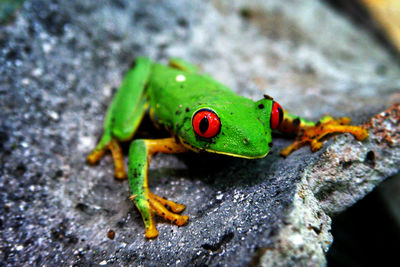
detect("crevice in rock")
(201, 231), (234, 252)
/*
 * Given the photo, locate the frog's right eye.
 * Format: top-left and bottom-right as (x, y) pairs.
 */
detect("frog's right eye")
(192, 109), (221, 138)
(270, 101), (283, 129)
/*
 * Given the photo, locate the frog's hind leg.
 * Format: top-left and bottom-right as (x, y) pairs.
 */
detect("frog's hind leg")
(279, 112), (369, 156)
(128, 138), (189, 238)
(87, 57), (152, 179)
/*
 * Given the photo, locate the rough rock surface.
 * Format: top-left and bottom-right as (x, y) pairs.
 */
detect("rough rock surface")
(0, 0), (399, 266)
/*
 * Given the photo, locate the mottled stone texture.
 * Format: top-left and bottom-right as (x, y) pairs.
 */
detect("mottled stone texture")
(0, 0), (399, 266)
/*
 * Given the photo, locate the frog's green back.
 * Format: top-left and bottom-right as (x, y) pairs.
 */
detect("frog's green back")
(147, 63), (273, 158)
(148, 63), (237, 107)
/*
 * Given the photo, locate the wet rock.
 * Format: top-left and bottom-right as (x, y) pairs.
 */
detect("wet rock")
(0, 0), (399, 266)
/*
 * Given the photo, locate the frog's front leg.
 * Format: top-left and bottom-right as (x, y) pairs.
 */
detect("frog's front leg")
(129, 137), (189, 239)
(279, 111), (369, 156)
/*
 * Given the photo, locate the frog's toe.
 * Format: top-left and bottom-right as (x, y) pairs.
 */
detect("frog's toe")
(148, 193), (189, 226)
(149, 192), (186, 213)
(145, 225), (159, 239)
(310, 139), (323, 152)
(280, 140), (305, 156)
(114, 169), (127, 179)
(87, 148), (106, 165)
(353, 127), (369, 141)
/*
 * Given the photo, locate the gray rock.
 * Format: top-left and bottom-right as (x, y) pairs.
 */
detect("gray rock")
(0, 0), (399, 266)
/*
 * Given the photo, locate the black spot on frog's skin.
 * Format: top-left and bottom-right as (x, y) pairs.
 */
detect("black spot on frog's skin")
(293, 118), (301, 126)
(263, 94), (273, 100)
(185, 107), (190, 112)
(199, 116), (209, 134)
(243, 138), (249, 145)
(258, 104), (264, 109)
(175, 110), (181, 115)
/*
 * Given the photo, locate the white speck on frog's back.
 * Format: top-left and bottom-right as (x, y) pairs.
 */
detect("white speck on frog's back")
(176, 74), (186, 82)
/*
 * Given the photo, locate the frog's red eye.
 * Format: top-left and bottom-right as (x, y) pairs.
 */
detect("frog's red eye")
(270, 101), (283, 129)
(192, 109), (221, 138)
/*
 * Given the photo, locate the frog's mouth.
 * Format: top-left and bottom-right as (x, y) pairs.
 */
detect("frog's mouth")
(202, 148), (268, 159)
(178, 136), (269, 159)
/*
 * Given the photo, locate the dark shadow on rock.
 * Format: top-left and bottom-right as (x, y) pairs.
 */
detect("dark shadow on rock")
(327, 174), (400, 266)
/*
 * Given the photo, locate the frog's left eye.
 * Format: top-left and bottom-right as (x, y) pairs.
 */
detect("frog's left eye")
(192, 109), (221, 138)
(270, 101), (283, 129)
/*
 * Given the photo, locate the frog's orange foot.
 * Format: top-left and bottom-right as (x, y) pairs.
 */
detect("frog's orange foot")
(280, 116), (369, 156)
(144, 224), (159, 239)
(131, 192), (189, 239)
(87, 139), (127, 179)
(148, 192), (189, 225)
(148, 192), (186, 214)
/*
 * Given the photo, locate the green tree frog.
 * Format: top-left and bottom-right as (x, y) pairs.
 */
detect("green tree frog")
(87, 57), (368, 238)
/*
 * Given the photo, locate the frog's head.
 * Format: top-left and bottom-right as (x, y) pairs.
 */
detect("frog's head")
(177, 96), (283, 158)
